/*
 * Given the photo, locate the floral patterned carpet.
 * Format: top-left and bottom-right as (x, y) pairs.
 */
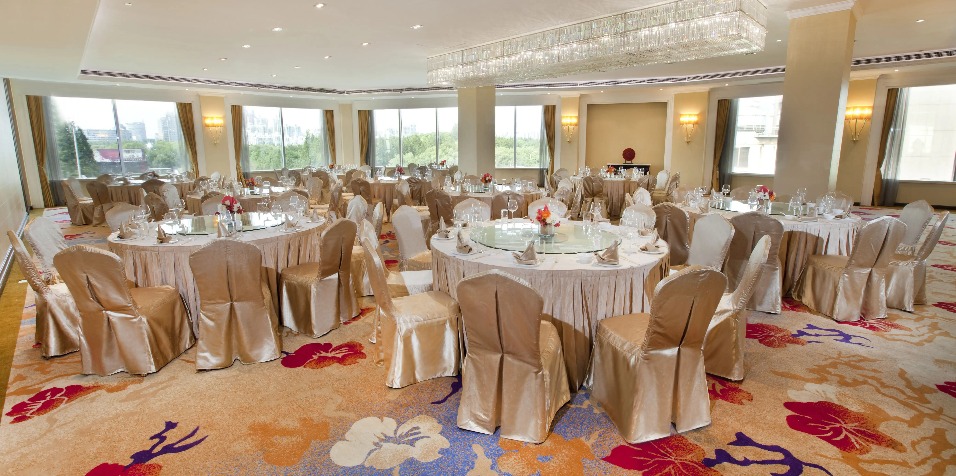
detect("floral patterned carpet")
(0, 207), (954, 475)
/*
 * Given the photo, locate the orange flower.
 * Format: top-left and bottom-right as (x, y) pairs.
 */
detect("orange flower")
(497, 433), (593, 475)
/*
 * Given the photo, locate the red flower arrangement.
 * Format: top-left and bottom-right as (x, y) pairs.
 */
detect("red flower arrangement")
(622, 147), (636, 163)
(755, 184), (776, 202)
(220, 195), (243, 214)
(395, 166), (404, 175)
(534, 205), (560, 227)
(606, 166), (616, 174)
(439, 160), (447, 167)
(481, 173), (493, 184)
(245, 177), (256, 187)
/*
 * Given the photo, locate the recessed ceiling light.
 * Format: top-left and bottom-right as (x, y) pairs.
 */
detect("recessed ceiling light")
(272, 74), (277, 77)
(220, 57), (227, 61)
(202, 67), (208, 71)
(600, 90), (604, 93)
(659, 88), (663, 90)
(410, 24), (423, 30)
(776, 39), (782, 42)
(324, 55), (331, 59)
(272, 27), (283, 32)
(185, 88), (189, 91)
(314, 3), (325, 8)
(725, 83), (729, 86)
(894, 69), (900, 72)
(242, 44), (252, 49)
(125, 2), (132, 5)
(362, 42), (370, 46)
(294, 66), (301, 69)
(916, 19), (925, 23)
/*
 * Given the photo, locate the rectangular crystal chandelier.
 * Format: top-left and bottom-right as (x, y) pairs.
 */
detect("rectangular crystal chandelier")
(427, 0), (768, 87)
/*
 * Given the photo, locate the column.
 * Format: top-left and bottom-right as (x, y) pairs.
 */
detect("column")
(774, 2), (857, 198)
(199, 95), (231, 178)
(336, 103), (354, 165)
(559, 95), (580, 172)
(457, 86), (496, 175)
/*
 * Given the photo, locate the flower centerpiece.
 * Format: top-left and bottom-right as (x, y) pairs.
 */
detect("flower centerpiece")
(606, 166), (616, 175)
(534, 205), (560, 238)
(221, 195), (244, 215)
(622, 147), (636, 164)
(438, 160), (447, 168)
(754, 185), (775, 213)
(395, 166), (404, 176)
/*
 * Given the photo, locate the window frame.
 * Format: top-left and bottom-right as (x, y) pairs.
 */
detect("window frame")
(372, 107), (457, 167)
(495, 105), (546, 169)
(244, 105), (329, 172)
(728, 95), (783, 176)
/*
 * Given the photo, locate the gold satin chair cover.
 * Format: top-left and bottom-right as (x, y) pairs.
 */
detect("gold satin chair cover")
(581, 176), (609, 220)
(491, 192), (528, 219)
(392, 205), (433, 271)
(24, 217), (68, 282)
(703, 236), (771, 381)
(329, 182), (345, 217)
(144, 192), (169, 221)
(360, 236), (460, 389)
(794, 216), (906, 322)
(622, 204), (656, 230)
(726, 213), (784, 313)
(426, 189), (454, 236)
(406, 177), (428, 205)
(454, 198), (491, 221)
(53, 245), (194, 375)
(887, 212), (949, 312)
(141, 179), (166, 196)
(86, 180), (114, 225)
(105, 203), (141, 232)
(654, 203), (690, 265)
(350, 178), (373, 201)
(354, 219), (432, 299)
(200, 192), (224, 216)
(684, 213), (734, 270)
(61, 179), (94, 226)
(456, 270), (569, 443)
(897, 200), (934, 253)
(651, 171), (679, 205)
(528, 198), (568, 219)
(190, 240), (281, 370)
(592, 267), (726, 443)
(280, 219), (358, 337)
(8, 231), (80, 358)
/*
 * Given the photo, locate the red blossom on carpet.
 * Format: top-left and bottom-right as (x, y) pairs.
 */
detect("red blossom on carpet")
(782, 298), (807, 312)
(603, 435), (720, 475)
(342, 307), (375, 325)
(938, 241), (955, 246)
(934, 302), (956, 314)
(86, 463), (162, 476)
(784, 401), (904, 455)
(5, 384), (102, 423)
(281, 342), (367, 369)
(932, 264), (956, 272)
(746, 323), (807, 348)
(937, 382), (956, 398)
(707, 376), (753, 405)
(839, 319), (911, 333)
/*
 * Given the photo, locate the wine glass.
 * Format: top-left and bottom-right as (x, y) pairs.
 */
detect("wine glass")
(271, 203), (283, 221)
(162, 211), (180, 235)
(747, 191), (758, 210)
(721, 184), (731, 197)
(507, 197), (518, 220)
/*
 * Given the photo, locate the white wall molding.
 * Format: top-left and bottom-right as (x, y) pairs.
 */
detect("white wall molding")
(787, 0), (856, 20)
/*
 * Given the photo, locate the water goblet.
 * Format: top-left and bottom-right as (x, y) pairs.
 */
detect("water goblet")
(507, 197), (518, 220)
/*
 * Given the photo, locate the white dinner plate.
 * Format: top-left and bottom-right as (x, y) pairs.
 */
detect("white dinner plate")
(452, 249), (479, 256)
(639, 248), (666, 255)
(157, 238), (180, 245)
(594, 260), (621, 267)
(433, 234), (455, 241)
(513, 258), (544, 267)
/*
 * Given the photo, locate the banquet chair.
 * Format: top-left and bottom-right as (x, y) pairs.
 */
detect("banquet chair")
(315, 170), (332, 191)
(653, 203), (690, 265)
(621, 204), (656, 230)
(886, 211), (949, 312)
(652, 172), (679, 205)
(371, 202), (384, 238)
(396, 178), (431, 228)
(727, 212), (784, 313)
(592, 267), (726, 443)
(200, 193), (224, 216)
(7, 231), (80, 358)
(635, 174), (652, 191)
(406, 162), (418, 171)
(280, 218), (359, 337)
(729, 187), (752, 201)
(527, 197), (568, 219)
(406, 176), (428, 205)
(426, 189), (454, 235)
(272, 191), (306, 212)
(53, 245), (194, 376)
(360, 235), (460, 388)
(354, 218), (432, 298)
(455, 198), (491, 221)
(392, 205), (433, 271)
(794, 216), (906, 322)
(897, 200), (934, 254)
(358, 165), (372, 174)
(67, 177), (91, 199)
(679, 213), (734, 271)
(23, 217), (68, 281)
(86, 180), (114, 225)
(306, 177), (326, 206)
(189, 239), (281, 370)
(61, 179), (94, 225)
(329, 182), (344, 217)
(346, 195), (369, 231)
(624, 192), (635, 208)
(141, 179), (166, 196)
(491, 192), (527, 220)
(288, 170), (303, 187)
(96, 174), (114, 184)
(144, 192), (170, 222)
(581, 176), (609, 221)
(456, 270), (570, 443)
(633, 188), (652, 206)
(653, 170), (670, 191)
(105, 203), (142, 232)
(210, 171), (222, 182)
(350, 177), (372, 200)
(160, 183), (182, 210)
(703, 236), (771, 381)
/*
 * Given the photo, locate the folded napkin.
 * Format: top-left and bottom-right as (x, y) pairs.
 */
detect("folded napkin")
(456, 231), (473, 254)
(592, 209), (610, 223)
(512, 241), (538, 264)
(118, 220), (136, 239)
(157, 226), (172, 244)
(436, 220), (451, 239)
(639, 231), (661, 252)
(594, 240), (621, 265)
(310, 208), (323, 223)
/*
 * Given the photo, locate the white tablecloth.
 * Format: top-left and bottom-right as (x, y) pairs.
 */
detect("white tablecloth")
(430, 222), (669, 389)
(108, 219), (328, 332)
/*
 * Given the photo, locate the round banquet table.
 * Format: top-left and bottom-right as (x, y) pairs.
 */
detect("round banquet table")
(370, 180), (398, 219)
(681, 201), (863, 295)
(108, 213), (328, 333)
(446, 189), (545, 219)
(431, 221), (670, 389)
(184, 187), (298, 215)
(80, 179), (195, 206)
(604, 178), (644, 218)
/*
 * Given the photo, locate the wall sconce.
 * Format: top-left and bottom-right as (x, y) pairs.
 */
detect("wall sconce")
(844, 106), (872, 142)
(561, 115), (579, 143)
(679, 114), (699, 143)
(203, 115), (225, 145)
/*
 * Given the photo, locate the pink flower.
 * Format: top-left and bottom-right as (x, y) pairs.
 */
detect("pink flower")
(937, 382), (956, 398)
(707, 376), (753, 405)
(784, 401), (903, 454)
(86, 463), (161, 476)
(281, 342), (367, 369)
(603, 435), (719, 475)
(5, 384), (101, 423)
(934, 302), (956, 314)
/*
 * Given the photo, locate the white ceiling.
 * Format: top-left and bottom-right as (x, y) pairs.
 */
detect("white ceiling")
(1, 0), (954, 93)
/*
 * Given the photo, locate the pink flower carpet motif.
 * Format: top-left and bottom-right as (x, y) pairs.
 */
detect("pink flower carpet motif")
(603, 435), (720, 475)
(281, 341), (367, 369)
(5, 384), (102, 423)
(784, 401), (904, 455)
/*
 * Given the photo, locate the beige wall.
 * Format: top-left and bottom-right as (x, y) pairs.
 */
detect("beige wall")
(585, 102), (667, 172)
(199, 95), (231, 178)
(0, 79), (29, 271)
(559, 96), (580, 172)
(835, 79), (877, 203)
(670, 92), (709, 189)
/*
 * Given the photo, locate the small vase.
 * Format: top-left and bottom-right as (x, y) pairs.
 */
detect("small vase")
(757, 199), (769, 214)
(539, 223), (555, 239)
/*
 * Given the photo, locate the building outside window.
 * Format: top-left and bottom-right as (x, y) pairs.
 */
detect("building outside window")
(243, 106), (329, 171)
(731, 95), (782, 175)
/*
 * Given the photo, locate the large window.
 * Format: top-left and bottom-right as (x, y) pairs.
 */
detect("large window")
(48, 97), (190, 179)
(730, 96), (782, 175)
(372, 108), (458, 167)
(243, 106), (329, 171)
(895, 84), (956, 181)
(495, 106), (547, 168)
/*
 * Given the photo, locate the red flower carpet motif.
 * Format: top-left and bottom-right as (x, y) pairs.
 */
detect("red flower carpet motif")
(934, 302), (956, 314)
(938, 240), (955, 246)
(840, 319), (912, 333)
(87, 463), (162, 476)
(937, 382), (956, 398)
(707, 376), (753, 405)
(782, 298), (807, 312)
(343, 307), (375, 326)
(603, 435), (720, 475)
(746, 323), (807, 348)
(932, 264), (956, 272)
(5, 384), (102, 423)
(281, 341), (367, 369)
(784, 401), (904, 455)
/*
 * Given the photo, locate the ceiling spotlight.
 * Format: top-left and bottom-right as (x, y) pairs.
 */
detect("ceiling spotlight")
(242, 44), (252, 48)
(294, 66), (301, 69)
(314, 3), (325, 8)
(324, 55), (331, 59)
(776, 39), (782, 42)
(362, 42), (370, 46)
(600, 90), (604, 93)
(124, 2), (132, 5)
(220, 57), (227, 61)
(202, 68), (208, 71)
(894, 69), (899, 72)
(272, 27), (283, 32)
(272, 74), (277, 77)
(916, 19), (925, 23)
(410, 24), (423, 30)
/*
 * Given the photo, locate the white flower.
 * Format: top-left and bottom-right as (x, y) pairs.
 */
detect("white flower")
(787, 383), (840, 403)
(330, 415), (450, 470)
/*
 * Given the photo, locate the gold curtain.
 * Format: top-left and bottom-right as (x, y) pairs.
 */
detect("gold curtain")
(176, 103), (200, 174)
(231, 105), (244, 179)
(27, 96), (54, 207)
(872, 88), (899, 205)
(711, 99), (732, 191)
(544, 105), (556, 176)
(324, 110), (336, 165)
(357, 110), (371, 166)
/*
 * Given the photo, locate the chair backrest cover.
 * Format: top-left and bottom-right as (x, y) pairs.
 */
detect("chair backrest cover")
(847, 216), (906, 270)
(319, 218), (357, 280)
(582, 176), (605, 198)
(917, 212), (949, 261)
(458, 270), (543, 369)
(653, 203), (690, 265)
(346, 194), (369, 225)
(644, 266), (726, 352)
(141, 179), (166, 196)
(24, 217), (68, 276)
(727, 236), (771, 310)
(7, 231), (49, 294)
(655, 170), (670, 191)
(360, 235), (396, 317)
(351, 178), (372, 200)
(190, 239), (269, 313)
(86, 181), (112, 207)
(898, 200), (934, 248)
(144, 192), (169, 222)
(105, 203), (141, 231)
(426, 189), (454, 226)
(687, 213), (735, 270)
(622, 204), (656, 230)
(491, 192), (527, 219)
(160, 183), (181, 208)
(726, 212), (783, 289)
(455, 198), (491, 221)
(633, 188), (652, 206)
(392, 205), (429, 261)
(527, 198), (568, 218)
(201, 193), (224, 215)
